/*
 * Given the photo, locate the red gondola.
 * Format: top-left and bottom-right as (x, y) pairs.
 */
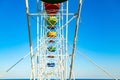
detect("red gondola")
(44, 3), (60, 15)
(48, 26), (56, 29)
(48, 55), (55, 58)
(49, 40), (55, 43)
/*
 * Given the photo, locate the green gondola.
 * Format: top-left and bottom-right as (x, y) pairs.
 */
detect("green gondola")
(48, 46), (56, 52)
(46, 16), (58, 26)
(41, 0), (68, 4)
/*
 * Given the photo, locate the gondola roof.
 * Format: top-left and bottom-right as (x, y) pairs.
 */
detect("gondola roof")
(41, 0), (68, 4)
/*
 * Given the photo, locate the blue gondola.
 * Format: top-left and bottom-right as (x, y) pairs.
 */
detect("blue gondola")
(47, 63), (55, 67)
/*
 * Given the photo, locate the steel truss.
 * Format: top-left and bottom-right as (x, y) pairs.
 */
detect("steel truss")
(25, 0), (82, 80)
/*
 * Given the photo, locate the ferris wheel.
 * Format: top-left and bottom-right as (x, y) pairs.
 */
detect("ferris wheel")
(25, 0), (82, 80)
(2, 0), (118, 80)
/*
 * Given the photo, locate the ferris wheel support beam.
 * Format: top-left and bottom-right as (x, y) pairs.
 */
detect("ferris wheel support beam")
(25, 0), (35, 80)
(66, 0), (69, 79)
(36, 0), (40, 80)
(69, 0), (82, 79)
(28, 13), (75, 16)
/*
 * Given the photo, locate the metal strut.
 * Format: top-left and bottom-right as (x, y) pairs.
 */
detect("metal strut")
(25, 0), (35, 80)
(36, 0), (40, 79)
(69, 0), (82, 79)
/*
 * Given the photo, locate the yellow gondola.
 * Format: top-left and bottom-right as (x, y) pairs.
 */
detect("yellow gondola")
(47, 32), (56, 38)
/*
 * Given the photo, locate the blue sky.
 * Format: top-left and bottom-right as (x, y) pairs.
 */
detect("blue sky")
(0, 0), (120, 79)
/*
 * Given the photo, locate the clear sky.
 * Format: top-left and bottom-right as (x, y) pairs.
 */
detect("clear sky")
(0, 0), (120, 79)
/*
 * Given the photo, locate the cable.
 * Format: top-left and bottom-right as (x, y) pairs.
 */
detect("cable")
(68, 43), (118, 80)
